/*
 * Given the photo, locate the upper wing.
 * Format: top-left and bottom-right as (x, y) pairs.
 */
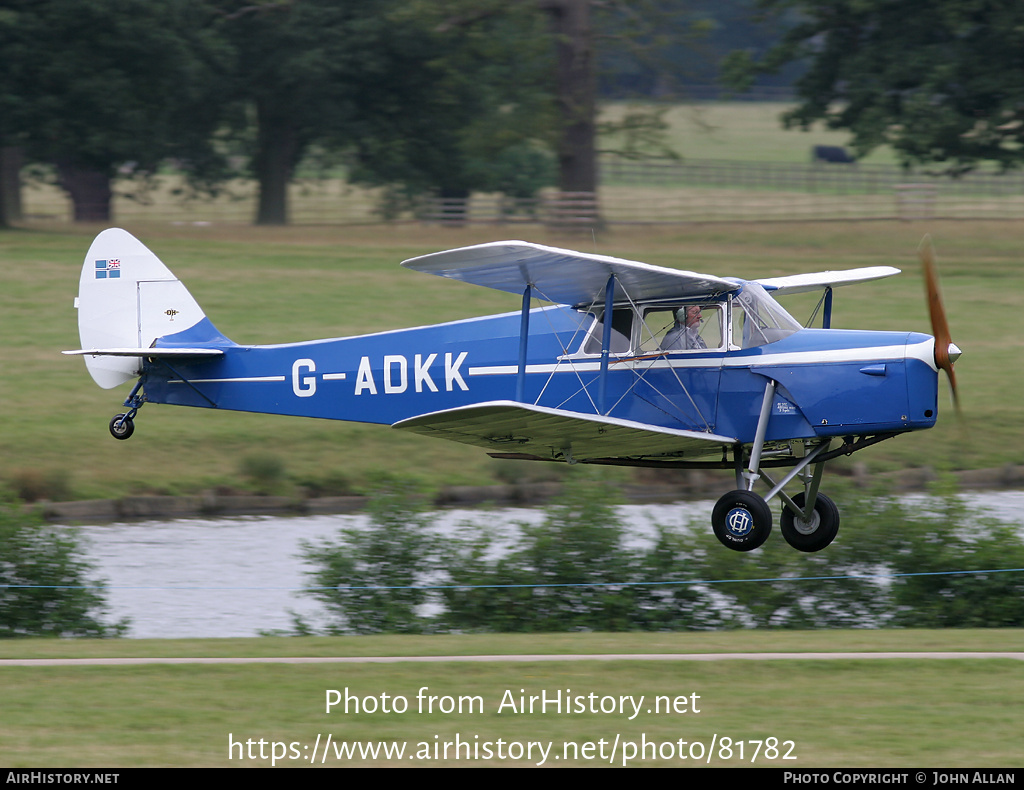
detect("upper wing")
(393, 400), (736, 464)
(756, 266), (901, 295)
(402, 241), (737, 307)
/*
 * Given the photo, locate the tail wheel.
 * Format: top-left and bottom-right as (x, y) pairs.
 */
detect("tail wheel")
(109, 414), (135, 440)
(780, 492), (840, 552)
(712, 490), (773, 552)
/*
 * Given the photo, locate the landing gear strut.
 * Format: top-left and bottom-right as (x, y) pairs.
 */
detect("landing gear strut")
(711, 379), (841, 552)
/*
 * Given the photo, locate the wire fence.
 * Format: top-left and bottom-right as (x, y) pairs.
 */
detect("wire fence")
(20, 157), (1024, 227)
(598, 158), (1024, 222)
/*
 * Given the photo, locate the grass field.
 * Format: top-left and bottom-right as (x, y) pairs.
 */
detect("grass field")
(602, 101), (899, 165)
(0, 219), (1017, 501)
(1, 630), (1022, 767)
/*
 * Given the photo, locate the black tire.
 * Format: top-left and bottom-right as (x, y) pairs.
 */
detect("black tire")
(712, 490), (773, 552)
(109, 414), (135, 440)
(780, 492), (840, 552)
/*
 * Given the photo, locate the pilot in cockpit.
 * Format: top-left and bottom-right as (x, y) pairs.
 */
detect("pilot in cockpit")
(662, 305), (706, 350)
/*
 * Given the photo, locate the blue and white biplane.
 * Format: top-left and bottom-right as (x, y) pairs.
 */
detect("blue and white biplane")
(65, 229), (960, 552)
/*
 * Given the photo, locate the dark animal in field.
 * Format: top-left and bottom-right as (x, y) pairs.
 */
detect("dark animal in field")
(811, 145), (855, 164)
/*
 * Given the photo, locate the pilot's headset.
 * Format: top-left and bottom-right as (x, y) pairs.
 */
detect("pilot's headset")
(678, 305), (700, 325)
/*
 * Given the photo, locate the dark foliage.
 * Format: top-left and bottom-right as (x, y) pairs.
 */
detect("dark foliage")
(0, 496), (127, 638)
(298, 474), (1024, 634)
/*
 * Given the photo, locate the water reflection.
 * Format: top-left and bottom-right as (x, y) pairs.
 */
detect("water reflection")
(70, 491), (1023, 639)
(71, 503), (710, 639)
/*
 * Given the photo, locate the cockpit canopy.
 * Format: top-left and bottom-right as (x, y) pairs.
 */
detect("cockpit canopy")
(733, 281), (803, 348)
(578, 281), (802, 356)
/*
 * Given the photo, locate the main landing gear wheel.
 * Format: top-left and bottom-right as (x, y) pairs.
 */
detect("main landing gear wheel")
(109, 413), (135, 440)
(780, 492), (840, 552)
(712, 490), (773, 552)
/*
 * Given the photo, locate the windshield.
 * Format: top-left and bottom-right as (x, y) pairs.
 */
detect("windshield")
(733, 282), (802, 348)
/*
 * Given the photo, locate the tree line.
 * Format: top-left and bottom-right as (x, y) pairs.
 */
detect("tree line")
(0, 0), (726, 227)
(0, 0), (557, 225)
(6, 1), (1022, 228)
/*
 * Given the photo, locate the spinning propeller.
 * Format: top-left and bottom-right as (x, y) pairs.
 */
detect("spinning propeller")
(919, 235), (962, 413)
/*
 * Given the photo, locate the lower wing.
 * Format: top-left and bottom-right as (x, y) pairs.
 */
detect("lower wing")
(392, 400), (736, 465)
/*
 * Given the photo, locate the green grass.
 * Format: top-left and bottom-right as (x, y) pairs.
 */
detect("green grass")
(0, 630), (1021, 767)
(602, 101), (900, 165)
(0, 219), (1016, 500)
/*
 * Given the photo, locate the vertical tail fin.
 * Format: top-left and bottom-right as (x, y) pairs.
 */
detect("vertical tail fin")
(72, 229), (214, 389)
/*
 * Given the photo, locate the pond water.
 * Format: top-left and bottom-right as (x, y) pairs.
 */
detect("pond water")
(66, 490), (1024, 639)
(69, 501), (711, 639)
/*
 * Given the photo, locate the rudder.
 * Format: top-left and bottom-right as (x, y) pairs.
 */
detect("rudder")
(74, 229), (211, 388)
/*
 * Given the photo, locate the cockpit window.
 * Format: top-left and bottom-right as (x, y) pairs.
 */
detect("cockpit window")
(574, 286), (799, 356)
(578, 304), (726, 356)
(639, 304), (724, 353)
(732, 282), (802, 348)
(582, 307), (633, 355)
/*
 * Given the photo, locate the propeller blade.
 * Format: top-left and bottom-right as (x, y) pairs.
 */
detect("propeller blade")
(918, 235), (960, 412)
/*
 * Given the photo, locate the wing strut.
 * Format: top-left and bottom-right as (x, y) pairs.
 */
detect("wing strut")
(516, 284), (531, 402)
(598, 274), (615, 414)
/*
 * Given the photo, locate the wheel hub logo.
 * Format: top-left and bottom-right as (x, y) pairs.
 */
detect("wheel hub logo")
(726, 507), (753, 536)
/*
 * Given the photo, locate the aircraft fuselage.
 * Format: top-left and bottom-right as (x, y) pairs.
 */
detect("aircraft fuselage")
(143, 307), (939, 447)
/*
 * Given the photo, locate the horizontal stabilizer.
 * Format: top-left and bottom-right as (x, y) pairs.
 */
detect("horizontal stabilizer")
(63, 348), (224, 358)
(393, 400), (736, 463)
(756, 266), (901, 295)
(402, 241), (736, 307)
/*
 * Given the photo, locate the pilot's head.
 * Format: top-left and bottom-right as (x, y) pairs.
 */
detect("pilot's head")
(677, 305), (702, 327)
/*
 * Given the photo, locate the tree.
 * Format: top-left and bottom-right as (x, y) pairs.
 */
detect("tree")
(343, 1), (557, 210)
(346, 1), (703, 214)
(295, 478), (443, 635)
(724, 0), (1024, 172)
(0, 496), (127, 638)
(216, 0), (550, 224)
(543, 0), (597, 193)
(0, 0), (229, 222)
(0, 147), (23, 226)
(443, 474), (651, 632)
(219, 0), (700, 223)
(849, 486), (1024, 628)
(598, 0), (801, 98)
(213, 1), (405, 225)
(0, 6), (29, 226)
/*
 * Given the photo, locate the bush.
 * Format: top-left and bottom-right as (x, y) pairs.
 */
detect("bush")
(295, 477), (442, 634)
(238, 452), (286, 494)
(845, 486), (1024, 628)
(11, 468), (72, 503)
(0, 495), (128, 638)
(295, 474), (1024, 634)
(443, 473), (647, 632)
